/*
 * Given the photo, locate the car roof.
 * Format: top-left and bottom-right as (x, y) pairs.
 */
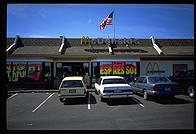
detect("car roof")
(62, 76), (83, 81)
(100, 76), (124, 79)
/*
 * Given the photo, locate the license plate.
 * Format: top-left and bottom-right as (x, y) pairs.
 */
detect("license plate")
(69, 89), (76, 93)
(165, 87), (171, 91)
(114, 90), (121, 93)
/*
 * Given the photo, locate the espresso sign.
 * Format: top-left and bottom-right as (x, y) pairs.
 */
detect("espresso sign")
(81, 36), (140, 45)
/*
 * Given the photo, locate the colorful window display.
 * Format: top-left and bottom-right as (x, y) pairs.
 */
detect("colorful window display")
(27, 62), (42, 81)
(8, 62), (27, 82)
(6, 61), (52, 82)
(100, 61), (138, 76)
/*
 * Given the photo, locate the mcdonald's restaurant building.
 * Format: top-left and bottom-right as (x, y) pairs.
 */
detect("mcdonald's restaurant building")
(6, 35), (194, 89)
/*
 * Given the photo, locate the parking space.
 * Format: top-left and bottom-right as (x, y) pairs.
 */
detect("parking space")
(7, 91), (194, 130)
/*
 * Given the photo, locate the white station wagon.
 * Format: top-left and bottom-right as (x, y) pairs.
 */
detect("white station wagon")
(94, 76), (133, 102)
(58, 76), (88, 103)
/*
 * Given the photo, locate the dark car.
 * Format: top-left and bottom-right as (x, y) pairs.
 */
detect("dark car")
(169, 70), (194, 98)
(131, 75), (180, 100)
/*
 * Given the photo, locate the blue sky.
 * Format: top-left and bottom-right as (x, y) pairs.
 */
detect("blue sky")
(7, 4), (194, 39)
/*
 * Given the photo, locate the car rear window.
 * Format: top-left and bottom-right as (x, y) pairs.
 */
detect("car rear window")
(148, 77), (169, 83)
(102, 78), (127, 84)
(61, 80), (83, 88)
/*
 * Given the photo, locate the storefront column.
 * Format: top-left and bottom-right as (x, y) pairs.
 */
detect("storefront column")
(53, 61), (56, 78)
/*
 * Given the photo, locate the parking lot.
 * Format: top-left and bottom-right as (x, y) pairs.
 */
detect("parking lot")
(7, 91), (194, 130)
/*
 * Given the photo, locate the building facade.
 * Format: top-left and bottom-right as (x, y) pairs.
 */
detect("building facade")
(6, 36), (194, 89)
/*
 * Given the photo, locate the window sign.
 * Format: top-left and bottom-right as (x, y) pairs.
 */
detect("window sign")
(113, 62), (125, 75)
(100, 61), (137, 76)
(100, 66), (112, 75)
(100, 62), (113, 75)
(28, 63), (42, 81)
(6, 62), (12, 81)
(12, 62), (26, 81)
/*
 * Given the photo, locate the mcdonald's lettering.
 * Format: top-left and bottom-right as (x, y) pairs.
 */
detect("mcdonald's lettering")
(80, 36), (140, 45)
(81, 36), (91, 45)
(145, 62), (165, 75)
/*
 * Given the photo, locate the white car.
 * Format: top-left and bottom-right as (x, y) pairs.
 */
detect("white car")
(94, 76), (133, 102)
(58, 76), (88, 103)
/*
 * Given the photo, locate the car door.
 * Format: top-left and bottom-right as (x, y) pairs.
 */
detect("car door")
(136, 77), (146, 94)
(142, 77), (149, 91)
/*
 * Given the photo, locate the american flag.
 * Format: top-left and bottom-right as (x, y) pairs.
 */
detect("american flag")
(100, 11), (113, 30)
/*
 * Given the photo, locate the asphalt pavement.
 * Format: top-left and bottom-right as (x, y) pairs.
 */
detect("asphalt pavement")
(6, 91), (194, 130)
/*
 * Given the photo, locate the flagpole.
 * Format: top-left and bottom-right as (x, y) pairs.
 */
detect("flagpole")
(113, 9), (115, 39)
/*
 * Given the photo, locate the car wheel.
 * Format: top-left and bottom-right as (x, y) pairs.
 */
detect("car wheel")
(187, 85), (194, 98)
(95, 89), (99, 95)
(59, 98), (65, 103)
(143, 90), (148, 100)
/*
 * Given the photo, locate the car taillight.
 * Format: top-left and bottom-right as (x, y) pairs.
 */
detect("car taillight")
(173, 85), (180, 89)
(103, 90), (114, 93)
(152, 86), (163, 90)
(122, 89), (132, 92)
(58, 89), (61, 94)
(84, 88), (87, 94)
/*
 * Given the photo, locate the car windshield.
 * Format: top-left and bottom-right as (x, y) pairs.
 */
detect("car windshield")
(102, 78), (127, 84)
(148, 77), (170, 83)
(61, 80), (83, 88)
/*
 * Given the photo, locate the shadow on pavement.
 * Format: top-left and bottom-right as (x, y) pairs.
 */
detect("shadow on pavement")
(134, 92), (193, 105)
(64, 92), (97, 105)
(106, 97), (138, 106)
(151, 96), (194, 105)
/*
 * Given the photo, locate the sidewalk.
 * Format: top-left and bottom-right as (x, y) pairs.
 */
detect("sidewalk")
(8, 88), (95, 93)
(8, 88), (58, 93)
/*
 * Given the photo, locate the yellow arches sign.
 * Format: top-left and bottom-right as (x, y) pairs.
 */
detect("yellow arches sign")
(145, 62), (165, 75)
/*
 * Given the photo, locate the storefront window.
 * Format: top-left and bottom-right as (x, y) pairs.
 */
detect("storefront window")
(91, 62), (99, 87)
(12, 61), (27, 82)
(45, 62), (52, 82)
(125, 61), (137, 83)
(27, 62), (42, 81)
(56, 62), (89, 78)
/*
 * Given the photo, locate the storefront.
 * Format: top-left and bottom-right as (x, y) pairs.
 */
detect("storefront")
(6, 36), (194, 89)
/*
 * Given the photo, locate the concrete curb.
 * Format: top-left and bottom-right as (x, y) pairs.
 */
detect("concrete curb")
(8, 89), (95, 94)
(8, 90), (58, 93)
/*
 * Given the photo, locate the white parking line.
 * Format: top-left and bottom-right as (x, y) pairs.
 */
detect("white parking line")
(32, 93), (55, 113)
(8, 93), (18, 99)
(88, 92), (91, 110)
(131, 97), (144, 107)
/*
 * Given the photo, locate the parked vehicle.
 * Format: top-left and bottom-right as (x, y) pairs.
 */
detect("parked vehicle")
(168, 70), (194, 98)
(130, 75), (180, 100)
(94, 76), (133, 102)
(58, 76), (88, 103)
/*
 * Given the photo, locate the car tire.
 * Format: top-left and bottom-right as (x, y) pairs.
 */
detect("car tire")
(95, 89), (99, 95)
(59, 98), (65, 103)
(143, 90), (148, 100)
(187, 85), (194, 98)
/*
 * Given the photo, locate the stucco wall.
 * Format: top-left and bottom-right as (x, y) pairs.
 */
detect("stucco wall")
(140, 60), (194, 77)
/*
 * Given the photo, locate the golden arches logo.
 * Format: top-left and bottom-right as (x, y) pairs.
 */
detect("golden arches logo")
(80, 36), (90, 45)
(145, 62), (160, 75)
